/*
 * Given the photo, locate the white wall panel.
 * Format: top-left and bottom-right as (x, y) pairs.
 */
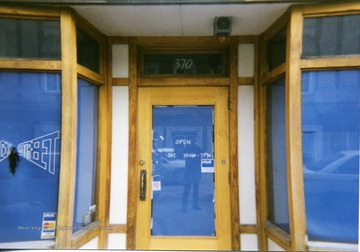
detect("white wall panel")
(238, 44), (255, 77)
(240, 234), (258, 251)
(268, 238), (285, 251)
(112, 45), (129, 78)
(238, 86), (257, 225)
(108, 234), (127, 249)
(109, 86), (129, 224)
(79, 237), (98, 249)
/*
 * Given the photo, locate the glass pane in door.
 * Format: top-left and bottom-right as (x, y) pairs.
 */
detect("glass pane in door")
(152, 106), (215, 236)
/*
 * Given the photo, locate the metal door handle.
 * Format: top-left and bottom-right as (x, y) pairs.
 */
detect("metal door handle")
(140, 170), (147, 201)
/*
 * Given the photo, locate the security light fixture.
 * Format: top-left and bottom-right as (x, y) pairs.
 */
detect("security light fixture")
(214, 16), (232, 43)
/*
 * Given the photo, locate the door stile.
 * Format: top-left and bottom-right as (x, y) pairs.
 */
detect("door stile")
(135, 87), (231, 250)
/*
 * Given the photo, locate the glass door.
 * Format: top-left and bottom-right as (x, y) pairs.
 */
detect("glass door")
(136, 87), (231, 250)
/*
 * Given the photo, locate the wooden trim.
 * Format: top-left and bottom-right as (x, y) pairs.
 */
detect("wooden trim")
(113, 78), (129, 86)
(264, 222), (291, 250)
(257, 12), (290, 247)
(110, 36), (130, 45)
(301, 1), (360, 17)
(96, 37), (111, 249)
(56, 9), (78, 249)
(72, 9), (105, 43)
(238, 77), (254, 86)
(138, 49), (229, 78)
(285, 6), (306, 251)
(257, 37), (269, 250)
(77, 64), (105, 85)
(301, 57), (360, 70)
(261, 63), (286, 85)
(261, 8), (290, 43)
(72, 8), (107, 79)
(109, 35), (257, 48)
(138, 77), (229, 87)
(253, 36), (266, 251)
(126, 37), (138, 250)
(237, 35), (258, 44)
(0, 5), (60, 18)
(71, 222), (101, 249)
(239, 225), (257, 234)
(107, 224), (127, 234)
(0, 59), (61, 71)
(229, 37), (240, 250)
(258, 3), (360, 252)
(135, 86), (231, 250)
(136, 36), (229, 49)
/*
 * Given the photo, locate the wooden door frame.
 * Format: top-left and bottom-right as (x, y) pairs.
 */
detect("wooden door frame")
(124, 37), (242, 250)
(135, 86), (231, 250)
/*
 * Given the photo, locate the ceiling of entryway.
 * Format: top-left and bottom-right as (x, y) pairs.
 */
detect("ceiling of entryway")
(71, 3), (293, 36)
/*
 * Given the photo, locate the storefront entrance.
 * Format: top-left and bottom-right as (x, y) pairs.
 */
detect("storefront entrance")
(135, 86), (231, 250)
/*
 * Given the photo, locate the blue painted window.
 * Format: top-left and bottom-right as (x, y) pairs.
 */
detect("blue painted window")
(151, 106), (215, 236)
(0, 72), (61, 242)
(302, 70), (359, 243)
(73, 79), (99, 233)
(266, 77), (290, 233)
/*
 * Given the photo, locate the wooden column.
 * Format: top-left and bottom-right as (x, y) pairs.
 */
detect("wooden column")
(229, 37), (240, 250)
(97, 36), (111, 249)
(286, 6), (307, 251)
(56, 8), (78, 249)
(126, 37), (138, 249)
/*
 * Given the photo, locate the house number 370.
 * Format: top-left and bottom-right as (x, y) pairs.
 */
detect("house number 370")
(174, 58), (193, 71)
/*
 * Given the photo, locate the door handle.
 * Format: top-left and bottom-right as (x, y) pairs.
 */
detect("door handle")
(140, 170), (147, 201)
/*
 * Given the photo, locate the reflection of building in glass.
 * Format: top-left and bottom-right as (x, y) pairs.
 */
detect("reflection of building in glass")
(302, 70), (360, 243)
(302, 70), (360, 163)
(151, 106), (216, 236)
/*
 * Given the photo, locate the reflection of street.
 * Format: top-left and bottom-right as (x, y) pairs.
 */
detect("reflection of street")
(304, 151), (359, 243)
(152, 174), (215, 236)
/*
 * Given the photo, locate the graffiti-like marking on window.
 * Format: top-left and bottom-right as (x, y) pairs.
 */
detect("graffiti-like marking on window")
(0, 131), (60, 175)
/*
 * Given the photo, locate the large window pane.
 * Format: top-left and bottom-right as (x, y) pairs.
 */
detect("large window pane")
(302, 70), (359, 243)
(0, 72), (61, 242)
(267, 28), (287, 71)
(0, 18), (61, 59)
(151, 106), (215, 236)
(303, 15), (360, 57)
(143, 53), (227, 76)
(77, 29), (100, 73)
(266, 77), (290, 233)
(73, 79), (99, 232)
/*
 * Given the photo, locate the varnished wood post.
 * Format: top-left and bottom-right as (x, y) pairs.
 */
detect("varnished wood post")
(252, 35), (268, 251)
(97, 36), (111, 249)
(286, 6), (307, 251)
(229, 37), (240, 250)
(257, 33), (269, 251)
(56, 8), (77, 249)
(126, 37), (138, 250)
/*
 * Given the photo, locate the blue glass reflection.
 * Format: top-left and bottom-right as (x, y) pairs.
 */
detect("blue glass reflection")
(302, 70), (359, 243)
(152, 106), (215, 236)
(266, 77), (290, 233)
(0, 72), (61, 242)
(73, 79), (99, 233)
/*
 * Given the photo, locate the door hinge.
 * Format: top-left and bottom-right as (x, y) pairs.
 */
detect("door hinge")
(228, 171), (231, 184)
